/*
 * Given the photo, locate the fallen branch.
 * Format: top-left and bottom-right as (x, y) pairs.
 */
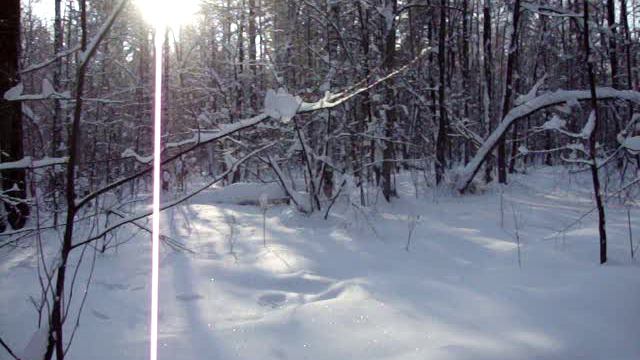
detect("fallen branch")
(457, 87), (640, 193)
(107, 209), (194, 253)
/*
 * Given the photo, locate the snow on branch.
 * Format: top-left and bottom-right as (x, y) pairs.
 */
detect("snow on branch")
(521, 2), (582, 18)
(0, 156), (68, 171)
(264, 88), (302, 122)
(71, 143), (275, 250)
(20, 44), (82, 74)
(618, 114), (640, 155)
(620, 135), (640, 155)
(536, 111), (595, 140)
(4, 79), (71, 101)
(120, 113), (271, 166)
(514, 75), (546, 106)
(457, 87), (640, 193)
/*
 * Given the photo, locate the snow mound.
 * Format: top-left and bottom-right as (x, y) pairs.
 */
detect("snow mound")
(20, 325), (49, 360)
(205, 182), (288, 205)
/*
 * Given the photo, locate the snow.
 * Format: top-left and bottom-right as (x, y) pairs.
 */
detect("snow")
(0, 156), (68, 170)
(20, 325), (49, 360)
(259, 193), (270, 209)
(376, 3), (395, 32)
(622, 136), (640, 154)
(517, 145), (529, 155)
(521, 2), (582, 18)
(42, 78), (55, 98)
(201, 182), (288, 206)
(580, 111), (596, 139)
(264, 88), (302, 122)
(4, 82), (24, 100)
(566, 142), (586, 153)
(122, 113), (271, 164)
(514, 75), (546, 106)
(121, 148), (153, 164)
(541, 114), (566, 130)
(2, 80), (71, 101)
(1, 168), (639, 360)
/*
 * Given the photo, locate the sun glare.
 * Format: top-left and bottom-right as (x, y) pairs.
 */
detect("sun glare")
(136, 0), (201, 30)
(138, 2), (203, 360)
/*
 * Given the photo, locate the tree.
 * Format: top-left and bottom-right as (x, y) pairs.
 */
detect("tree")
(583, 0), (608, 264)
(381, 0), (399, 201)
(482, 0), (494, 183)
(497, 0), (521, 184)
(435, 0), (448, 185)
(0, 0), (30, 231)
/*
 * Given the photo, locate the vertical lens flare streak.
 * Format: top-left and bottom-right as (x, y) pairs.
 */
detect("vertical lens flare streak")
(150, 23), (165, 360)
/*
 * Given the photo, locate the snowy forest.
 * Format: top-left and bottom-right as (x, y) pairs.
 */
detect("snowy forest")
(1, 0), (640, 359)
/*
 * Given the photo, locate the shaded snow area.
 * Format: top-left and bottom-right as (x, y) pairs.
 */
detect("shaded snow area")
(1, 167), (639, 360)
(203, 182), (288, 205)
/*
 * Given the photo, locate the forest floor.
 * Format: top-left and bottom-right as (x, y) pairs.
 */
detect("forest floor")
(1, 166), (639, 360)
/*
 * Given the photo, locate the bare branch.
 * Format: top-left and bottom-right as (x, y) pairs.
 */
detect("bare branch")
(70, 143), (275, 250)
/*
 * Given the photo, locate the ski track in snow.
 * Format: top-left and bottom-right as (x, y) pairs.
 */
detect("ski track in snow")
(1, 167), (639, 360)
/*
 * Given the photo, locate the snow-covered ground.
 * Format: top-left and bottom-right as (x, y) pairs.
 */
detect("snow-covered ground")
(1, 167), (639, 360)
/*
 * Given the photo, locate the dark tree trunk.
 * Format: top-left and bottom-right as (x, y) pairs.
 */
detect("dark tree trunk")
(583, 0), (608, 264)
(461, 0), (470, 165)
(248, 0), (257, 111)
(435, 0), (448, 185)
(381, 0), (398, 201)
(606, 0), (619, 89)
(51, 0), (64, 226)
(620, 0), (634, 90)
(482, 0), (494, 183)
(356, 3), (372, 206)
(0, 0), (30, 231)
(497, 0), (521, 184)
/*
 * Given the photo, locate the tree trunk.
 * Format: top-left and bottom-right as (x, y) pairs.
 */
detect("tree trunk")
(51, 0), (64, 226)
(620, 0), (634, 90)
(435, 0), (448, 185)
(461, 0), (470, 165)
(382, 0), (398, 201)
(356, 3), (371, 206)
(583, 0), (608, 264)
(482, 0), (494, 183)
(497, 0), (521, 184)
(606, 0), (619, 89)
(248, 0), (257, 111)
(0, 0), (30, 231)
(45, 0), (90, 356)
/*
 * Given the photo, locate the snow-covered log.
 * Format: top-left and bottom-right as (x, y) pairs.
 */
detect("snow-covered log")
(456, 87), (640, 193)
(0, 156), (68, 170)
(204, 182), (289, 206)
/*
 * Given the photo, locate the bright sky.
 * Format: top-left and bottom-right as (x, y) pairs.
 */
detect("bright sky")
(31, 0), (53, 22)
(136, 0), (201, 29)
(30, 0), (202, 30)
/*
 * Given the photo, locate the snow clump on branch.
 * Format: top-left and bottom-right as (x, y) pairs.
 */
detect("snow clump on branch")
(264, 88), (302, 122)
